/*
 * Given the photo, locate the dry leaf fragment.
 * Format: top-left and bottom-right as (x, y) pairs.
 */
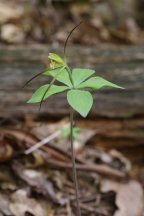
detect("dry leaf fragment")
(74, 128), (96, 152)
(0, 194), (11, 215)
(12, 161), (58, 203)
(109, 149), (131, 172)
(9, 189), (46, 216)
(0, 2), (24, 24)
(0, 136), (13, 162)
(101, 180), (144, 216)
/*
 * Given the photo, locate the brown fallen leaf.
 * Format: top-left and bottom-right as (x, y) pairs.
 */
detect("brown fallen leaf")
(0, 193), (11, 215)
(9, 189), (46, 216)
(73, 128), (97, 153)
(0, 164), (18, 190)
(30, 117), (69, 139)
(12, 160), (58, 203)
(101, 180), (144, 216)
(0, 136), (13, 162)
(109, 149), (131, 172)
(0, 2), (24, 24)
(47, 202), (55, 216)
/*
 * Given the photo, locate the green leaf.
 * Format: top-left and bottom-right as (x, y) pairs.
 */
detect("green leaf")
(60, 127), (82, 140)
(78, 76), (125, 90)
(113, 0), (121, 9)
(28, 84), (69, 103)
(60, 127), (71, 139)
(72, 68), (95, 87)
(48, 53), (64, 64)
(73, 127), (82, 140)
(43, 67), (72, 88)
(67, 90), (93, 117)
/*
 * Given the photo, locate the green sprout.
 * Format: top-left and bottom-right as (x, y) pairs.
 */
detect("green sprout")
(24, 22), (124, 216)
(60, 127), (82, 140)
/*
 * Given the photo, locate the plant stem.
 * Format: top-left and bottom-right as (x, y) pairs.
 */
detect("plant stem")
(66, 65), (75, 88)
(70, 106), (81, 216)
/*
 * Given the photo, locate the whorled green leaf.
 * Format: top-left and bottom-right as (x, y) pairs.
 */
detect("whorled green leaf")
(77, 76), (125, 90)
(67, 90), (93, 117)
(43, 67), (72, 88)
(28, 84), (69, 103)
(72, 68), (95, 87)
(48, 53), (64, 64)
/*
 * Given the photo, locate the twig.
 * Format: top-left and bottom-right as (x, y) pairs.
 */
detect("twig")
(1, 128), (72, 162)
(25, 130), (61, 154)
(46, 159), (126, 179)
(25, 123), (70, 154)
(41, 145), (71, 162)
(72, 202), (108, 216)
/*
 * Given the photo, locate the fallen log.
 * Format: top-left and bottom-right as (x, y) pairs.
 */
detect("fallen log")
(0, 45), (144, 117)
(0, 45), (144, 151)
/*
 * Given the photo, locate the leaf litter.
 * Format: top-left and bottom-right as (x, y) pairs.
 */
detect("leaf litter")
(0, 116), (143, 216)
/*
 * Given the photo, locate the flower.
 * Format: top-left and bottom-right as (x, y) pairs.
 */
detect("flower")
(48, 53), (65, 69)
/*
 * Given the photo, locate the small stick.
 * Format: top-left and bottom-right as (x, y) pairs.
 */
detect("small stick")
(25, 123), (70, 154)
(72, 202), (107, 216)
(46, 159), (126, 179)
(1, 127), (71, 162)
(25, 130), (61, 154)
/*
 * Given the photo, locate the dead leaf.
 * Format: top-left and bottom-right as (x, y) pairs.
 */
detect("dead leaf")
(74, 128), (97, 153)
(70, 2), (90, 22)
(0, 165), (17, 190)
(101, 180), (144, 216)
(0, 136), (13, 162)
(0, 194), (11, 215)
(12, 161), (58, 203)
(0, 2), (24, 24)
(109, 149), (131, 172)
(1, 24), (25, 44)
(30, 117), (69, 140)
(47, 203), (55, 216)
(9, 189), (46, 216)
(31, 152), (45, 167)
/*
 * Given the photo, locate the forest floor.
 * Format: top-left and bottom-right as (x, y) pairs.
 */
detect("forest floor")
(0, 115), (143, 216)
